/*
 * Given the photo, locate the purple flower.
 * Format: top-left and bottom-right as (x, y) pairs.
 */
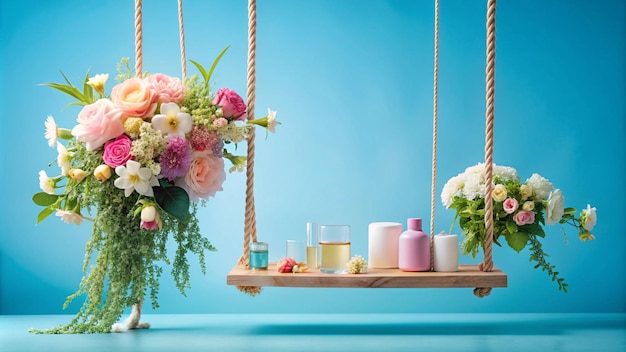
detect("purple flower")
(159, 136), (192, 180)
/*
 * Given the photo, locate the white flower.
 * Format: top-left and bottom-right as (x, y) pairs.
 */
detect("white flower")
(151, 103), (192, 137)
(581, 204), (597, 231)
(520, 184), (533, 200)
(267, 109), (279, 133)
(55, 210), (83, 226)
(462, 172), (485, 200)
(441, 174), (464, 207)
(545, 189), (565, 225)
(526, 173), (553, 200)
(56, 142), (72, 176)
(39, 170), (56, 194)
(493, 164), (520, 181)
(45, 115), (58, 147)
(87, 73), (109, 95)
(114, 160), (159, 197)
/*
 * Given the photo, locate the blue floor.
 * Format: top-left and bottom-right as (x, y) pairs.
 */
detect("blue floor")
(1, 314), (624, 352)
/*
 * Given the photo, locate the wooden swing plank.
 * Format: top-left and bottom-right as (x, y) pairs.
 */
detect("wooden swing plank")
(227, 263), (507, 288)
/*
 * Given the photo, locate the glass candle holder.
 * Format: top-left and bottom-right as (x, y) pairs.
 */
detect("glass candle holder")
(306, 222), (319, 268)
(319, 225), (351, 274)
(249, 242), (269, 270)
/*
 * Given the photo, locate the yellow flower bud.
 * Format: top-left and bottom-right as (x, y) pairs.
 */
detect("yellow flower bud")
(87, 73), (109, 95)
(520, 184), (533, 200)
(68, 168), (87, 182)
(492, 184), (507, 202)
(522, 201), (535, 211)
(94, 164), (112, 182)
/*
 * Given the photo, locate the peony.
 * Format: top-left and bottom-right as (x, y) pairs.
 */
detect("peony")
(513, 210), (535, 226)
(277, 257), (297, 273)
(110, 77), (158, 119)
(492, 184), (507, 202)
(526, 173), (553, 200)
(176, 150), (226, 202)
(145, 73), (185, 104)
(545, 189), (565, 225)
(581, 204), (597, 231)
(503, 198), (519, 214)
(72, 99), (125, 151)
(103, 135), (133, 168)
(212, 88), (247, 120)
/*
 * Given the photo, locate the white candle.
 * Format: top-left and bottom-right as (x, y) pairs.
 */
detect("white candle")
(368, 222), (403, 268)
(433, 233), (459, 272)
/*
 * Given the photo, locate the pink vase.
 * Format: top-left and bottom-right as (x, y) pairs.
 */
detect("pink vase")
(398, 218), (431, 272)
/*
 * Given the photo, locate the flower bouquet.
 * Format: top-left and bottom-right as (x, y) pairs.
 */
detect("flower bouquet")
(32, 48), (278, 333)
(441, 163), (596, 291)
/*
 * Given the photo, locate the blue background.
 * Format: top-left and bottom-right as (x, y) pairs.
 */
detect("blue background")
(0, 0), (624, 316)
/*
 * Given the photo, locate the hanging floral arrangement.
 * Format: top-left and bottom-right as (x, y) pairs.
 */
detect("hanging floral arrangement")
(31, 48), (279, 333)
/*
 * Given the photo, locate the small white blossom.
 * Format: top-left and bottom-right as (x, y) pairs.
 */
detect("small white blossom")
(152, 103), (192, 136)
(581, 204), (597, 231)
(39, 170), (56, 194)
(55, 210), (83, 226)
(114, 160), (159, 197)
(56, 142), (72, 176)
(44, 115), (58, 147)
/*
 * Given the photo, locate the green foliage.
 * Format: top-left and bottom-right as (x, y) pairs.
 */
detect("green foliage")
(154, 179), (190, 222)
(189, 45), (230, 90)
(40, 71), (95, 107)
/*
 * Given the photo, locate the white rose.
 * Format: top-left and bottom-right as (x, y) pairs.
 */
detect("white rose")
(545, 189), (565, 225)
(581, 204), (597, 231)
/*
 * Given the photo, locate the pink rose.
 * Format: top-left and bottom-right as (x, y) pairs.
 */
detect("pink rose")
(503, 198), (519, 214)
(145, 73), (186, 104)
(212, 88), (247, 120)
(277, 257), (297, 273)
(513, 210), (535, 226)
(111, 77), (158, 119)
(72, 99), (125, 151)
(103, 134), (133, 168)
(176, 150), (226, 202)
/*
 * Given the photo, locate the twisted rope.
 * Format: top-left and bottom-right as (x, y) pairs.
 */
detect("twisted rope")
(178, 0), (187, 80)
(429, 0), (439, 271)
(134, 0), (143, 77)
(474, 0), (497, 298)
(237, 0), (261, 296)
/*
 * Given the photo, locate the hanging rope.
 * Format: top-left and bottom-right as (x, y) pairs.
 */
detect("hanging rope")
(429, 0), (440, 271)
(474, 0), (496, 299)
(134, 0), (143, 77)
(178, 0), (187, 80)
(237, 0), (262, 296)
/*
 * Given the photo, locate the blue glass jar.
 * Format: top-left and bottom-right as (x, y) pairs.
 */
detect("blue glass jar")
(249, 242), (269, 270)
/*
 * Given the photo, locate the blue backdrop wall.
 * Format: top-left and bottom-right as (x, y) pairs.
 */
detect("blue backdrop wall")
(1, 0), (624, 315)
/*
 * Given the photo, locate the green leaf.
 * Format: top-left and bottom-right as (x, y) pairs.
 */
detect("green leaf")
(82, 71), (94, 103)
(505, 219), (518, 235)
(522, 223), (546, 237)
(32, 192), (60, 206)
(205, 46), (230, 89)
(37, 206), (56, 224)
(153, 186), (190, 222)
(189, 59), (209, 86)
(505, 232), (530, 253)
(41, 82), (89, 104)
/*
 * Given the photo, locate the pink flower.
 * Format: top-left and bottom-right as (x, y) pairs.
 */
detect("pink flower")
(140, 205), (162, 230)
(160, 136), (192, 180)
(145, 73), (186, 104)
(212, 88), (247, 120)
(513, 210), (535, 226)
(175, 150), (226, 202)
(189, 126), (224, 157)
(110, 77), (158, 119)
(503, 198), (519, 214)
(72, 99), (125, 151)
(103, 134), (133, 168)
(277, 257), (297, 273)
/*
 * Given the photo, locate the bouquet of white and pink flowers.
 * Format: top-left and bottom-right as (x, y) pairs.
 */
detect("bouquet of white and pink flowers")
(32, 49), (279, 333)
(441, 163), (596, 292)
